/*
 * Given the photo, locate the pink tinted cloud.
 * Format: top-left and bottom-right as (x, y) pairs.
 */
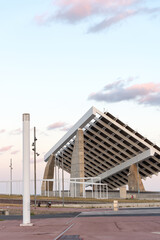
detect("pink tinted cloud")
(54, 0), (138, 16)
(0, 146), (13, 153)
(11, 150), (20, 155)
(88, 80), (160, 107)
(60, 125), (73, 132)
(54, 0), (93, 21)
(128, 82), (160, 92)
(0, 129), (5, 134)
(35, 0), (160, 32)
(34, 12), (49, 25)
(47, 122), (67, 130)
(37, 0), (139, 23)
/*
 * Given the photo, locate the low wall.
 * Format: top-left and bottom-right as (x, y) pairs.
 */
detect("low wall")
(41, 190), (160, 200)
(108, 190), (160, 199)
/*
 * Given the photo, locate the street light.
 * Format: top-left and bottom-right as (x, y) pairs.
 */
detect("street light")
(55, 155), (57, 197)
(62, 151), (64, 207)
(137, 163), (140, 198)
(9, 159), (13, 195)
(32, 127), (40, 208)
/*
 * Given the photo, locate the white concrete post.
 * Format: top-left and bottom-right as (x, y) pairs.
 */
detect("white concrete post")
(62, 153), (64, 207)
(55, 156), (57, 197)
(92, 178), (93, 198)
(100, 181), (102, 199)
(58, 159), (60, 197)
(20, 113), (33, 227)
(48, 181), (49, 197)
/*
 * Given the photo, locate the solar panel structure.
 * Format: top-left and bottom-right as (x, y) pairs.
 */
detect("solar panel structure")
(44, 107), (160, 190)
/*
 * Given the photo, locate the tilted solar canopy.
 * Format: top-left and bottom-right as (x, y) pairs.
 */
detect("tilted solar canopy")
(44, 107), (160, 189)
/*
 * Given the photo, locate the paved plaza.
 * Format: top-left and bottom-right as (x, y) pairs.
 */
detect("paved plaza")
(0, 207), (160, 240)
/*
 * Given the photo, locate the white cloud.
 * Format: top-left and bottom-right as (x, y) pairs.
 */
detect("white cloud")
(88, 79), (160, 107)
(35, 0), (160, 32)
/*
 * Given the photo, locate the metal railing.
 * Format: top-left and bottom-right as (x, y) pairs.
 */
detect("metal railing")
(0, 177), (108, 199)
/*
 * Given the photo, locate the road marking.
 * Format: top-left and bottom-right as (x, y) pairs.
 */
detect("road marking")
(152, 232), (160, 235)
(65, 213), (81, 225)
(54, 223), (75, 240)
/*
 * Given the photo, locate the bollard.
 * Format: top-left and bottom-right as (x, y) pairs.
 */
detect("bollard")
(113, 200), (118, 211)
(5, 210), (9, 216)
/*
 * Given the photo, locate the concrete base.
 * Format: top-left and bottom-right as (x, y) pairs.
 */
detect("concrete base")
(20, 223), (34, 227)
(120, 186), (127, 199)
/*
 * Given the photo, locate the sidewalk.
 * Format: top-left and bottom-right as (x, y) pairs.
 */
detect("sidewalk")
(1, 215), (160, 240)
(1, 207), (160, 240)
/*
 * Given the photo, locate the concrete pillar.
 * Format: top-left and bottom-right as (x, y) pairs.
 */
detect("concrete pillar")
(20, 113), (33, 226)
(70, 129), (84, 197)
(41, 154), (55, 195)
(120, 185), (127, 199)
(128, 164), (145, 191)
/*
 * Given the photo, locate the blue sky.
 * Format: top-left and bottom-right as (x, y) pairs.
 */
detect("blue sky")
(0, 0), (160, 191)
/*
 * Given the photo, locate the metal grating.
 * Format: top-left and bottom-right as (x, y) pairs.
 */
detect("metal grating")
(58, 235), (83, 240)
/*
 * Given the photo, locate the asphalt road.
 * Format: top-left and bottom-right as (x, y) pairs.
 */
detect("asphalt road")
(1, 207), (160, 220)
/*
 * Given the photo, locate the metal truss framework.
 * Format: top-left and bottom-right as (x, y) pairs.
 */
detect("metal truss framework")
(44, 107), (160, 190)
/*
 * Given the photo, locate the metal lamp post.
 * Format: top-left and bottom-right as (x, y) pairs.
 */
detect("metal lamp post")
(62, 152), (64, 207)
(9, 159), (13, 195)
(55, 155), (57, 197)
(137, 163), (140, 198)
(32, 127), (39, 209)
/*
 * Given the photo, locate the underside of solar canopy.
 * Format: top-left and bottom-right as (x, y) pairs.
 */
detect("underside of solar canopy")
(44, 107), (160, 190)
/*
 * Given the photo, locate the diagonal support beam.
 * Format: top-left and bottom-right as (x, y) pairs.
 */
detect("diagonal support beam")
(44, 107), (97, 161)
(95, 148), (155, 182)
